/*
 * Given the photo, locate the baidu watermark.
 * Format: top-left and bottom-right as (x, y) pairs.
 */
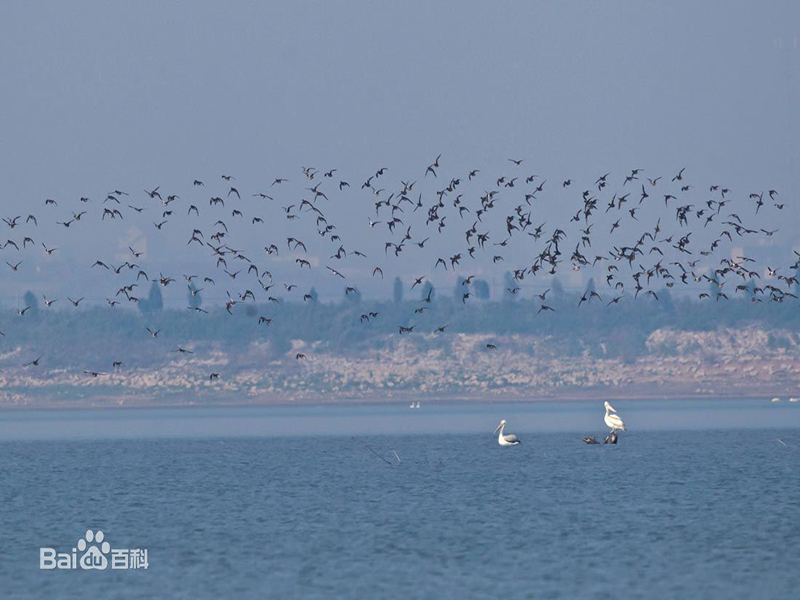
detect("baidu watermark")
(40, 529), (148, 571)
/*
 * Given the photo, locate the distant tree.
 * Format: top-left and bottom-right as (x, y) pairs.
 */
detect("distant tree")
(551, 277), (565, 299)
(474, 279), (490, 300)
(454, 277), (466, 299)
(139, 281), (163, 314)
(23, 290), (39, 314)
(659, 288), (675, 314)
(584, 277), (596, 294)
(708, 279), (720, 298)
(187, 283), (202, 309)
(421, 281), (435, 302)
(795, 267), (800, 297)
(307, 287), (319, 303)
(393, 277), (403, 303)
(744, 280), (756, 300)
(150, 282), (164, 311)
(503, 272), (516, 301)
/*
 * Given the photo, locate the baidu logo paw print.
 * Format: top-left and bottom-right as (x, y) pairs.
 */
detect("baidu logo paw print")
(78, 529), (110, 570)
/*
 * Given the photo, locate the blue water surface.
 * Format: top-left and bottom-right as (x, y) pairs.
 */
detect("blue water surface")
(1, 399), (798, 599)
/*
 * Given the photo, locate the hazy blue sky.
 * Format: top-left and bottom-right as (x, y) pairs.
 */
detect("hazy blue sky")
(0, 1), (797, 304)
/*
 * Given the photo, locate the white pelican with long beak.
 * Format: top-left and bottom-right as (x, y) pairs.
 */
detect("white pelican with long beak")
(493, 420), (521, 446)
(603, 401), (627, 434)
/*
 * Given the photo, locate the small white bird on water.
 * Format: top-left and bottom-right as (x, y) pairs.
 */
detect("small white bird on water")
(493, 419), (521, 446)
(603, 401), (627, 435)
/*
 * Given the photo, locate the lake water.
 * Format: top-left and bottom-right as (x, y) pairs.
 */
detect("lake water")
(1, 399), (799, 599)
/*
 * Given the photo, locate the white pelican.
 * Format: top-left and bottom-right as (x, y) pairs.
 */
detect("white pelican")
(789, 397), (799, 403)
(603, 401), (627, 434)
(493, 420), (521, 446)
(771, 397), (781, 403)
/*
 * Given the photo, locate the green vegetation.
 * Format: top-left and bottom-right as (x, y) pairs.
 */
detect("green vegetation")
(2, 291), (797, 369)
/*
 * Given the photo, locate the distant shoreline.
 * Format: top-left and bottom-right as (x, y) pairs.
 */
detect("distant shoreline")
(2, 327), (798, 410)
(0, 390), (786, 411)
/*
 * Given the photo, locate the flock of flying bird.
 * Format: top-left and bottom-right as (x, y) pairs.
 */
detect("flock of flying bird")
(1, 156), (796, 381)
